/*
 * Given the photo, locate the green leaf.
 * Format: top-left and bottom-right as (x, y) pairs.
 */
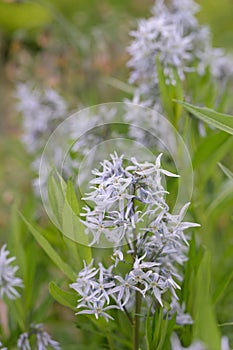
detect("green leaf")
(32, 294), (53, 323)
(182, 234), (204, 316)
(48, 174), (92, 268)
(156, 58), (173, 119)
(66, 179), (80, 215)
(6, 298), (25, 331)
(24, 241), (38, 310)
(157, 314), (176, 350)
(172, 69), (184, 121)
(212, 270), (233, 304)
(103, 77), (135, 94)
(0, 2), (50, 32)
(192, 132), (229, 169)
(62, 180), (92, 265)
(9, 202), (27, 283)
(156, 316), (168, 350)
(20, 213), (75, 280)
(206, 179), (233, 216)
(175, 100), (233, 135)
(47, 171), (66, 227)
(218, 322), (233, 327)
(193, 251), (221, 350)
(49, 282), (77, 310)
(218, 163), (233, 181)
(152, 308), (163, 348)
(62, 198), (92, 265)
(146, 308), (175, 350)
(192, 132), (233, 186)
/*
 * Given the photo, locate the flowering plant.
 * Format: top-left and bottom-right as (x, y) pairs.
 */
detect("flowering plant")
(1, 0), (233, 349)
(69, 152), (199, 349)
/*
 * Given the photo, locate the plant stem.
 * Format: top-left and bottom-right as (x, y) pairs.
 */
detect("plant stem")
(131, 183), (142, 349)
(133, 289), (142, 350)
(123, 306), (133, 325)
(0, 300), (9, 336)
(106, 329), (114, 350)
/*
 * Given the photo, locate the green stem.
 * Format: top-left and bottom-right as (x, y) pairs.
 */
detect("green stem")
(123, 306), (133, 325)
(106, 328), (114, 350)
(131, 183), (142, 349)
(133, 289), (142, 350)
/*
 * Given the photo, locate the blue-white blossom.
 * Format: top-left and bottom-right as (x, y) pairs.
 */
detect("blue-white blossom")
(127, 0), (233, 106)
(221, 336), (232, 350)
(71, 153), (199, 322)
(171, 332), (232, 350)
(109, 274), (142, 308)
(17, 324), (61, 350)
(0, 245), (24, 300)
(169, 298), (193, 325)
(127, 0), (209, 98)
(16, 83), (70, 196)
(171, 333), (231, 350)
(75, 299), (118, 322)
(171, 333), (206, 350)
(16, 83), (67, 153)
(0, 342), (7, 350)
(68, 105), (119, 175)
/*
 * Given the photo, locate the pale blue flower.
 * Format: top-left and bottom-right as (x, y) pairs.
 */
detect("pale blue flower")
(0, 245), (24, 300)
(75, 299), (118, 322)
(127, 0), (233, 106)
(71, 153), (199, 321)
(171, 333), (206, 350)
(17, 324), (61, 350)
(0, 342), (7, 350)
(16, 83), (67, 153)
(109, 274), (142, 308)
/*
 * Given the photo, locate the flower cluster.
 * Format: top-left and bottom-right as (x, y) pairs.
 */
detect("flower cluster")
(0, 342), (7, 350)
(16, 83), (67, 153)
(71, 153), (199, 322)
(17, 324), (61, 350)
(70, 261), (118, 321)
(171, 333), (206, 350)
(0, 245), (60, 349)
(16, 89), (123, 197)
(171, 333), (232, 350)
(68, 104), (119, 178)
(16, 83), (69, 196)
(0, 245), (24, 300)
(127, 0), (233, 106)
(81, 152), (181, 245)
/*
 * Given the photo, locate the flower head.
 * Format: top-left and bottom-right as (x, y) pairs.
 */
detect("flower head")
(0, 342), (7, 350)
(17, 324), (61, 350)
(16, 83), (67, 154)
(127, 0), (208, 98)
(127, 0), (233, 106)
(81, 153), (181, 247)
(71, 153), (199, 322)
(0, 245), (24, 300)
(171, 333), (206, 350)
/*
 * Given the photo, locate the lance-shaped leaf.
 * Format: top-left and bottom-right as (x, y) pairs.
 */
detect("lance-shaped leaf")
(20, 213), (75, 280)
(49, 282), (77, 310)
(175, 100), (233, 135)
(193, 251), (221, 350)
